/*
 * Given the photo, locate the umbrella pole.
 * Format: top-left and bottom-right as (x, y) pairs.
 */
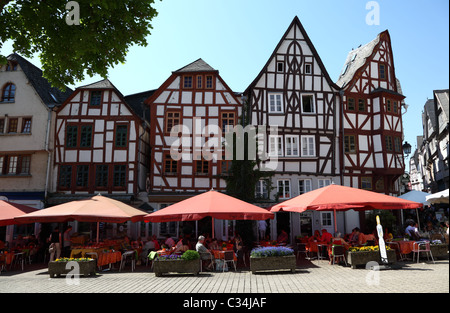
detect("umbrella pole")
(416, 208), (420, 231)
(334, 210), (338, 235)
(212, 217), (215, 239)
(96, 222), (99, 243)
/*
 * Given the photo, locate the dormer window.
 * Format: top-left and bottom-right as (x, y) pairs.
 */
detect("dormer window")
(1, 83), (16, 102)
(6, 61), (18, 71)
(89, 90), (102, 106)
(183, 76), (193, 89)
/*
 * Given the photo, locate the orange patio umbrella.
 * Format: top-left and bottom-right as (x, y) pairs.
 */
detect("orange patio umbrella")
(0, 200), (38, 226)
(14, 195), (147, 224)
(14, 195), (148, 242)
(271, 184), (423, 232)
(144, 190), (274, 237)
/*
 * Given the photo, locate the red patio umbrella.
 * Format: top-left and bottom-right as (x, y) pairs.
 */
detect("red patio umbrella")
(143, 190), (274, 237)
(14, 195), (148, 242)
(0, 200), (38, 226)
(271, 184), (423, 232)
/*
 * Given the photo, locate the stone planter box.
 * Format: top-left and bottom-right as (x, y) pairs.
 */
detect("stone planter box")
(48, 260), (96, 278)
(153, 259), (200, 277)
(250, 255), (296, 274)
(347, 250), (397, 269)
(430, 244), (449, 259)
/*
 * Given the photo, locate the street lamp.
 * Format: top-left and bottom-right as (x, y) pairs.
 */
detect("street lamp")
(402, 141), (412, 157)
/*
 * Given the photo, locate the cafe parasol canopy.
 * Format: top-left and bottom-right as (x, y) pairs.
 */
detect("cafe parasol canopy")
(425, 189), (449, 204)
(14, 195), (148, 242)
(0, 200), (38, 226)
(144, 190), (274, 237)
(271, 184), (423, 232)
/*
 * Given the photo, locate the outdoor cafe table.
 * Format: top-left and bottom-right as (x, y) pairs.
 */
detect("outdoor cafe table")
(70, 248), (122, 268)
(306, 241), (328, 253)
(213, 249), (237, 261)
(389, 240), (415, 255)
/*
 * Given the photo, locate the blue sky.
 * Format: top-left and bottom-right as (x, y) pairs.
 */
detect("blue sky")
(2, 0), (449, 170)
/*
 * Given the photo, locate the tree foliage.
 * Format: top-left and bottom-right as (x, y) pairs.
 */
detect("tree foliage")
(224, 99), (274, 203)
(0, 0), (159, 89)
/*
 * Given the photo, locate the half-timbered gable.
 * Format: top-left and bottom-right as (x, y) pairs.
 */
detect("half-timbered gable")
(53, 79), (151, 198)
(145, 59), (242, 195)
(337, 30), (406, 195)
(245, 16), (341, 202)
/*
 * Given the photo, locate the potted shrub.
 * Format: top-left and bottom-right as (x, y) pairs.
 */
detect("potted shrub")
(347, 246), (397, 269)
(250, 246), (296, 274)
(48, 257), (96, 278)
(153, 250), (201, 277)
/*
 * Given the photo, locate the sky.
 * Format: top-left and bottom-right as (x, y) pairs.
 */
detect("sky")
(1, 0), (449, 171)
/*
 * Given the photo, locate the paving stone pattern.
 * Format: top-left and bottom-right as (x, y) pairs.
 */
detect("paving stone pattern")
(0, 260), (448, 293)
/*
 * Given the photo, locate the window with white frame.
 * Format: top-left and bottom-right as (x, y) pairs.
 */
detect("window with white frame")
(318, 179), (331, 188)
(277, 179), (291, 199)
(268, 93), (283, 113)
(301, 136), (315, 157)
(285, 135), (299, 157)
(299, 179), (312, 195)
(255, 179), (270, 199)
(321, 212), (332, 227)
(268, 135), (283, 157)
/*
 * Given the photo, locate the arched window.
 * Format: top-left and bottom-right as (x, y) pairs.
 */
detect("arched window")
(6, 61), (18, 71)
(1, 83), (16, 102)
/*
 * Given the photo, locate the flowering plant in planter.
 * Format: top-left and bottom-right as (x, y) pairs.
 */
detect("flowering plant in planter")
(348, 246), (391, 252)
(153, 250), (200, 277)
(250, 246), (294, 258)
(54, 257), (93, 262)
(250, 246), (296, 274)
(156, 254), (182, 261)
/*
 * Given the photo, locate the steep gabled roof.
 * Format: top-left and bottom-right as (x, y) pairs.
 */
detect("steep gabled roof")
(434, 89), (449, 121)
(124, 89), (156, 123)
(7, 53), (73, 107)
(336, 32), (382, 89)
(245, 16), (340, 94)
(173, 58), (217, 73)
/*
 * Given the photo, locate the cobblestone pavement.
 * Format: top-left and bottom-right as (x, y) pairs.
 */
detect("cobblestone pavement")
(1, 258), (448, 294)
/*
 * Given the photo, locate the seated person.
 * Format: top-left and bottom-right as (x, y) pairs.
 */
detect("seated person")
(405, 222), (420, 240)
(142, 236), (156, 260)
(164, 235), (175, 249)
(209, 238), (220, 250)
(320, 229), (332, 243)
(331, 232), (349, 247)
(309, 230), (322, 242)
(277, 230), (289, 244)
(349, 228), (362, 246)
(196, 236), (214, 270)
(150, 235), (161, 251)
(120, 236), (132, 251)
(173, 238), (190, 254)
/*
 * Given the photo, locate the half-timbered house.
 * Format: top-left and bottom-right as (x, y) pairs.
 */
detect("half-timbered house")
(145, 58), (242, 240)
(336, 30), (406, 196)
(244, 17), (342, 240)
(52, 79), (152, 237)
